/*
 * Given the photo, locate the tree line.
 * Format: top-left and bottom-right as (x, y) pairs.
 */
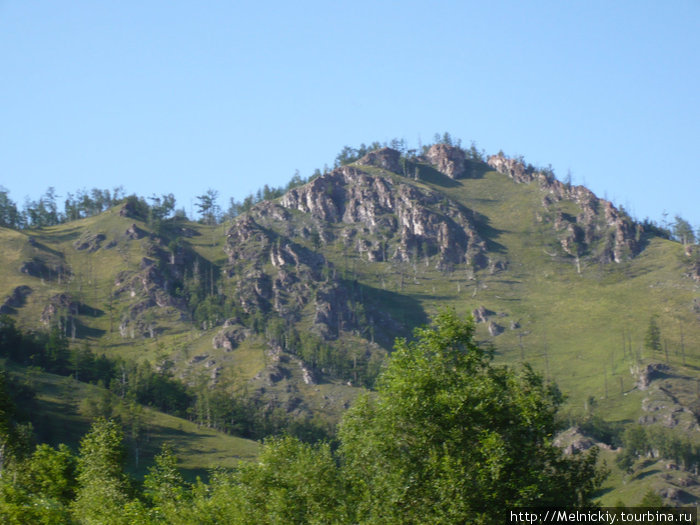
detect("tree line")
(0, 311), (605, 524)
(0, 135), (477, 230)
(3, 137), (697, 243)
(0, 315), (328, 444)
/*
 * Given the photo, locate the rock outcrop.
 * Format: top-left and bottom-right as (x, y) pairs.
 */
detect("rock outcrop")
(212, 322), (249, 351)
(488, 321), (504, 336)
(487, 152), (642, 263)
(553, 427), (603, 455)
(423, 144), (467, 179)
(356, 147), (403, 174)
(73, 232), (106, 252)
(225, 215), (352, 339)
(472, 305), (495, 324)
(41, 293), (80, 328)
(20, 259), (51, 278)
(281, 166), (486, 268)
(684, 247), (700, 283)
(634, 363), (670, 390)
(688, 260), (700, 283)
(114, 257), (185, 311)
(125, 224), (147, 240)
(111, 239), (197, 339)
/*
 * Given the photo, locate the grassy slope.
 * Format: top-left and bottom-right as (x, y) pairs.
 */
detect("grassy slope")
(308, 166), (699, 423)
(409, 169), (699, 422)
(1, 166), (698, 502)
(0, 212), (261, 477)
(4, 360), (258, 481)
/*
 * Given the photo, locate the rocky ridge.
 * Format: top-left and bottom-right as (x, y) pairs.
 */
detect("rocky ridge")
(281, 164), (487, 269)
(487, 152), (642, 263)
(224, 212), (362, 341)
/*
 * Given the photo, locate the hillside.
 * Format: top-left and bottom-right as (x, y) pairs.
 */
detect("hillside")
(0, 142), (699, 504)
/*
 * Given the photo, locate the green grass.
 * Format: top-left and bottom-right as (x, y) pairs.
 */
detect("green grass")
(1, 163), (699, 503)
(5, 360), (259, 481)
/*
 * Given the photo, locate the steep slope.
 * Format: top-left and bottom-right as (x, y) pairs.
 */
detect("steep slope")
(0, 143), (699, 503)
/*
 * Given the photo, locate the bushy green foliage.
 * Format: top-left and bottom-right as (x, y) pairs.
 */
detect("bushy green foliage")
(672, 215), (696, 246)
(201, 436), (346, 524)
(0, 442), (79, 523)
(339, 309), (603, 523)
(0, 312), (606, 524)
(71, 418), (133, 524)
(616, 423), (700, 473)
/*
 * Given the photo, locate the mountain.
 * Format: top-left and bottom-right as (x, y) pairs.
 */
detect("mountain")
(1, 142), (699, 504)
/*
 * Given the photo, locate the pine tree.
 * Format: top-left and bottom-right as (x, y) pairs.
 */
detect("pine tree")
(644, 315), (662, 354)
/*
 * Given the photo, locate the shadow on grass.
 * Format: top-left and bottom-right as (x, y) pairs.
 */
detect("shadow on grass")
(461, 159), (491, 180)
(414, 164), (461, 188)
(75, 320), (106, 339)
(31, 397), (91, 448)
(347, 280), (428, 351)
(36, 226), (83, 244)
(26, 237), (67, 258)
(631, 468), (660, 481)
(470, 212), (507, 255)
(594, 486), (614, 498)
(78, 304), (104, 317)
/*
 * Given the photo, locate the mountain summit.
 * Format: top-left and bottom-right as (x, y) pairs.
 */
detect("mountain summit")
(0, 140), (698, 502)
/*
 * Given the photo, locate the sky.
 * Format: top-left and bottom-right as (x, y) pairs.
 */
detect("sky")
(1, 1), (698, 227)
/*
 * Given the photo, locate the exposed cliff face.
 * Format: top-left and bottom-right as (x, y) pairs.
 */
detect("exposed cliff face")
(423, 144), (467, 179)
(224, 214), (353, 339)
(111, 238), (195, 338)
(281, 166), (487, 268)
(488, 152), (642, 263)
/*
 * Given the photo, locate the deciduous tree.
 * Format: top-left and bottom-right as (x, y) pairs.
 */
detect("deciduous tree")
(339, 309), (603, 524)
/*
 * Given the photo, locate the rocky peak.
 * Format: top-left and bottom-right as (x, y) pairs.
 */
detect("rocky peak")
(281, 166), (487, 268)
(488, 152), (642, 263)
(423, 144), (467, 179)
(356, 147), (402, 174)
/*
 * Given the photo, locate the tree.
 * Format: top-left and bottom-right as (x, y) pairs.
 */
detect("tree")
(672, 215), (695, 246)
(20, 443), (78, 504)
(45, 325), (70, 374)
(195, 189), (220, 225)
(203, 436), (346, 524)
(0, 187), (20, 229)
(0, 444), (77, 524)
(644, 315), (662, 354)
(0, 369), (33, 475)
(71, 418), (133, 524)
(148, 193), (176, 231)
(338, 310), (603, 524)
(143, 443), (189, 521)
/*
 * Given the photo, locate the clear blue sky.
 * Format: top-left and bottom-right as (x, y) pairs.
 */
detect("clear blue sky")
(1, 1), (698, 227)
